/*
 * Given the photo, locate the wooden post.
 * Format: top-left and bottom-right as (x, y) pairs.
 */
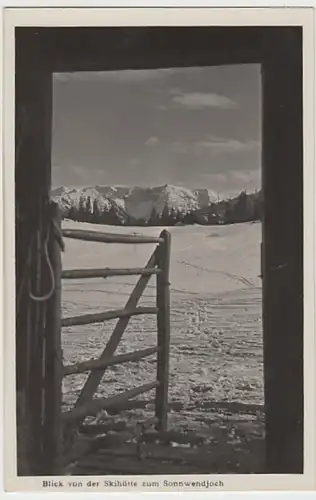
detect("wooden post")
(15, 30), (53, 475)
(42, 204), (64, 475)
(262, 28), (303, 473)
(155, 230), (171, 431)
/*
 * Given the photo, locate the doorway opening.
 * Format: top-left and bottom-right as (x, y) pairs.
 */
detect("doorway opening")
(51, 64), (264, 474)
(14, 25), (303, 477)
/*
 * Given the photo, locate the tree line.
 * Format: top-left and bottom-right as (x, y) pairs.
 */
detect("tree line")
(67, 195), (124, 225)
(63, 190), (262, 226)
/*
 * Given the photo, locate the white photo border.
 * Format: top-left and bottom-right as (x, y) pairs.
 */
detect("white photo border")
(2, 6), (316, 494)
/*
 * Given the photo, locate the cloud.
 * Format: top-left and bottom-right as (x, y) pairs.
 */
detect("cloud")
(54, 68), (174, 84)
(196, 170), (261, 198)
(156, 104), (169, 111)
(168, 136), (260, 158)
(131, 158), (142, 166)
(69, 165), (86, 175)
(145, 136), (160, 146)
(230, 169), (261, 186)
(170, 141), (188, 154)
(195, 135), (260, 155)
(170, 92), (237, 110)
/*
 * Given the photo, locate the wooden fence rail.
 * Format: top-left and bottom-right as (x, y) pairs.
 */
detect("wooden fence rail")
(62, 229), (164, 244)
(58, 227), (171, 465)
(62, 381), (160, 423)
(62, 306), (158, 327)
(62, 267), (160, 279)
(63, 346), (159, 376)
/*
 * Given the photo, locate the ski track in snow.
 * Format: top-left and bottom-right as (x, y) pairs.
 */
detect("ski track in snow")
(176, 260), (255, 287)
(61, 220), (263, 430)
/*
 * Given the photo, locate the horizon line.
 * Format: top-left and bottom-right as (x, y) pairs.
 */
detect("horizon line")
(51, 182), (261, 195)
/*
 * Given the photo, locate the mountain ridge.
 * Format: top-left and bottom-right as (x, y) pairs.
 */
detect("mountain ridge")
(51, 184), (220, 222)
(51, 184), (262, 225)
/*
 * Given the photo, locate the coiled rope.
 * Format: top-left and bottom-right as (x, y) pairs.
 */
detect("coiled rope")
(28, 225), (55, 302)
(17, 202), (65, 313)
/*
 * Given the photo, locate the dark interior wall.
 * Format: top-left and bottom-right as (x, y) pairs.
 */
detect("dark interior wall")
(15, 31), (53, 475)
(15, 26), (303, 475)
(27, 26), (264, 72)
(261, 27), (303, 473)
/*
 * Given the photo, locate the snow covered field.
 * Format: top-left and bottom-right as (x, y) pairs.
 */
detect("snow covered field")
(61, 220), (264, 435)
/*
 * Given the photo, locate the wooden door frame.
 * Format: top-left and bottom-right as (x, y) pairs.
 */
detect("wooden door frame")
(15, 26), (303, 474)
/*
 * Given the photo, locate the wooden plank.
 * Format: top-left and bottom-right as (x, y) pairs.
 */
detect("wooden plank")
(155, 230), (171, 431)
(105, 399), (152, 414)
(63, 346), (158, 375)
(74, 250), (157, 409)
(140, 416), (158, 430)
(15, 31), (56, 474)
(42, 204), (64, 474)
(80, 421), (129, 436)
(61, 434), (100, 468)
(85, 429), (138, 449)
(75, 455), (202, 475)
(62, 229), (163, 244)
(95, 443), (212, 462)
(79, 417), (158, 438)
(28, 218), (46, 473)
(93, 442), (264, 472)
(105, 399), (184, 415)
(15, 55), (54, 474)
(142, 430), (205, 446)
(197, 400), (264, 414)
(21, 27), (264, 74)
(262, 28), (303, 473)
(62, 306), (158, 327)
(62, 381), (159, 422)
(62, 267), (160, 279)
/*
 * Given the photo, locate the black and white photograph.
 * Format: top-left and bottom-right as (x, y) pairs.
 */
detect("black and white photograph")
(52, 63), (263, 476)
(2, 7), (316, 493)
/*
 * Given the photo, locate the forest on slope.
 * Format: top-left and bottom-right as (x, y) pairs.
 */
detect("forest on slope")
(61, 190), (262, 227)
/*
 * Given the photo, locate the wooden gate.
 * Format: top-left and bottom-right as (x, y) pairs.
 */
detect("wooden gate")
(49, 217), (171, 472)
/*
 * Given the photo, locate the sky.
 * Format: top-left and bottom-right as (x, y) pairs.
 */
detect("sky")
(52, 64), (262, 197)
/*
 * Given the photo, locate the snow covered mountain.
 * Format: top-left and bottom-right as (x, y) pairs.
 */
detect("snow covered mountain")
(51, 184), (218, 222)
